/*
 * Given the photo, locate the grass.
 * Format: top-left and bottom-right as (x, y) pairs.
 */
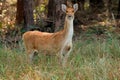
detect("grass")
(0, 33), (120, 80)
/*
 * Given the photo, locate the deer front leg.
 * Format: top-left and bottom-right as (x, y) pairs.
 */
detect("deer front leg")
(62, 45), (72, 67)
(58, 49), (64, 66)
(59, 44), (72, 67)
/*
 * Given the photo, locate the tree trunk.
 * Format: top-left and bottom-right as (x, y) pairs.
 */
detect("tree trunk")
(16, 0), (34, 31)
(54, 0), (66, 31)
(23, 0), (34, 30)
(47, 0), (55, 20)
(16, 0), (24, 24)
(117, 0), (120, 18)
(47, 0), (65, 32)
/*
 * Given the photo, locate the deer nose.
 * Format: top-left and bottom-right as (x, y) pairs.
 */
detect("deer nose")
(68, 15), (72, 18)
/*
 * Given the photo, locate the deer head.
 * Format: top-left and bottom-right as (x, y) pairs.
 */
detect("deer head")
(62, 3), (78, 20)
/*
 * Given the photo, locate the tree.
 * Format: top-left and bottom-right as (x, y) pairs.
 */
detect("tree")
(16, 0), (24, 24)
(47, 0), (55, 20)
(47, 0), (66, 31)
(16, 0), (34, 31)
(23, 0), (34, 30)
(117, 0), (120, 18)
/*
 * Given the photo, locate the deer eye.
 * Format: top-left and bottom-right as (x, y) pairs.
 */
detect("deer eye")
(66, 11), (68, 13)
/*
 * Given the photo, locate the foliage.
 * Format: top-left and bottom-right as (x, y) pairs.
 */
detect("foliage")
(0, 1), (16, 29)
(86, 25), (115, 35)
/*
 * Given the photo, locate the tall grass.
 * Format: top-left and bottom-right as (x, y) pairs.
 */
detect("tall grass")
(0, 34), (120, 80)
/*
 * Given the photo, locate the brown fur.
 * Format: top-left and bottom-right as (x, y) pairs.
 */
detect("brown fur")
(23, 30), (66, 55)
(22, 3), (78, 66)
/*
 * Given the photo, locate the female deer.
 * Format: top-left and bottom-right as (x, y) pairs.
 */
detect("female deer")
(23, 3), (78, 66)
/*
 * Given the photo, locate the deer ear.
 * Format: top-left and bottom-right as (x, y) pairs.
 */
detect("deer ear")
(73, 3), (78, 12)
(61, 4), (66, 13)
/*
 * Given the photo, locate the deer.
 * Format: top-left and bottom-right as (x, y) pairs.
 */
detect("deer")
(22, 3), (78, 67)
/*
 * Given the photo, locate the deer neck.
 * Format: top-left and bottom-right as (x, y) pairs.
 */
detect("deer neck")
(63, 17), (74, 42)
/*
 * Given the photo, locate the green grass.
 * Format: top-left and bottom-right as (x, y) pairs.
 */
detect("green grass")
(0, 35), (120, 80)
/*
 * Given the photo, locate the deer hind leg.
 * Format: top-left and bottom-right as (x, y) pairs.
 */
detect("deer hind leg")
(27, 49), (37, 63)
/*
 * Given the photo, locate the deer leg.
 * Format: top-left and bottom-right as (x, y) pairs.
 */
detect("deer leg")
(58, 50), (64, 65)
(62, 45), (72, 67)
(27, 50), (36, 63)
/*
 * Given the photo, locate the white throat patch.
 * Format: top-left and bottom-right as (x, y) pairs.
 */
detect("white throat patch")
(64, 19), (74, 45)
